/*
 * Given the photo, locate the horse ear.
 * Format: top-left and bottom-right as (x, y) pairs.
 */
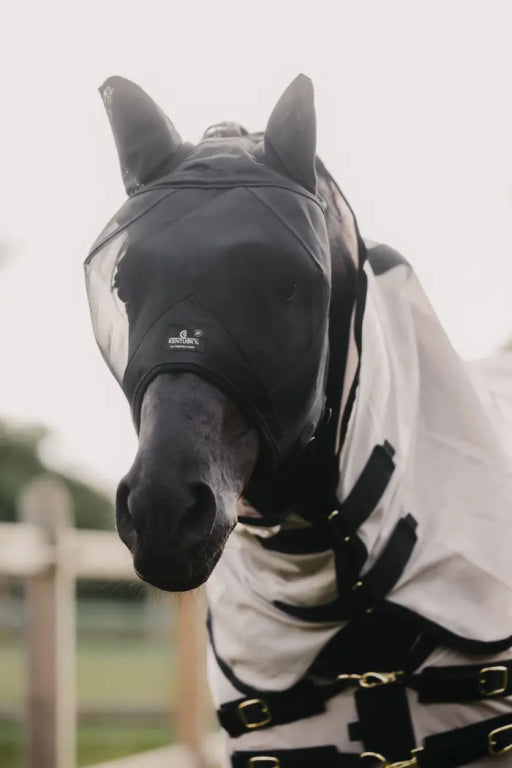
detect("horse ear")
(99, 76), (184, 194)
(264, 74), (317, 194)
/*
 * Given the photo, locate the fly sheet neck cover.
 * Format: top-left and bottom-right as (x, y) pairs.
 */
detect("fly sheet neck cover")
(84, 76), (331, 470)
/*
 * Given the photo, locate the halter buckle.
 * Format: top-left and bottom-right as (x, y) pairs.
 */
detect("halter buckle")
(237, 698), (272, 729)
(488, 724), (512, 755)
(479, 666), (508, 696)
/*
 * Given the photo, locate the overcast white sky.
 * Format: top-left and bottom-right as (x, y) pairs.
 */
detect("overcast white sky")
(1, 0), (511, 492)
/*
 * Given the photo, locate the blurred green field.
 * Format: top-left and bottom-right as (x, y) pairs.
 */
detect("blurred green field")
(0, 722), (174, 768)
(0, 596), (187, 767)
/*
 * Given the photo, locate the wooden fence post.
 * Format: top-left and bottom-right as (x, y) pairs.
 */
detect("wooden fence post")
(19, 476), (76, 768)
(175, 594), (207, 767)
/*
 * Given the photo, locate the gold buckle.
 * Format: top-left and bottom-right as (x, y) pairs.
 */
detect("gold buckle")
(360, 753), (388, 765)
(359, 748), (423, 767)
(337, 673), (364, 684)
(237, 698), (272, 729)
(360, 671), (403, 688)
(391, 750), (423, 768)
(337, 671), (404, 688)
(488, 724), (512, 755)
(248, 758), (280, 767)
(479, 666), (509, 696)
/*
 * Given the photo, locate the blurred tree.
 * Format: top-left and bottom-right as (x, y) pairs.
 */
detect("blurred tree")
(0, 420), (114, 530)
(0, 420), (144, 600)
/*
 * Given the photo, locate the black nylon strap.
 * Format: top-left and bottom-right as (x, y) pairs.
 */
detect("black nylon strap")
(331, 442), (395, 535)
(273, 515), (418, 622)
(273, 596), (348, 622)
(411, 660), (512, 703)
(352, 515), (417, 613)
(230, 712), (512, 768)
(329, 442), (396, 601)
(231, 746), (361, 768)
(216, 654), (512, 741)
(217, 681), (330, 737)
(419, 711), (512, 768)
(260, 524), (331, 553)
(332, 538), (367, 610)
(353, 684), (416, 762)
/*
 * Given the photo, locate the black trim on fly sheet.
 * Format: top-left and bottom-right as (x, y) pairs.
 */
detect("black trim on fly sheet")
(308, 608), (437, 677)
(206, 610), (257, 697)
(334, 250), (367, 460)
(378, 599), (512, 655)
(366, 243), (410, 276)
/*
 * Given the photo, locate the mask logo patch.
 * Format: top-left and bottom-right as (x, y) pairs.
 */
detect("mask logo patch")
(167, 327), (205, 352)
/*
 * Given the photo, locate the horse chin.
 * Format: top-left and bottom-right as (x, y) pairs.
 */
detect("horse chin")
(130, 524), (232, 593)
(134, 568), (209, 593)
(133, 551), (222, 593)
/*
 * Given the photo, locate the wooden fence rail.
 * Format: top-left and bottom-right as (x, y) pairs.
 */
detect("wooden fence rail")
(0, 476), (211, 768)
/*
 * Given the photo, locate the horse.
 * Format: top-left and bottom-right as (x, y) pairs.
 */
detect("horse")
(84, 75), (512, 768)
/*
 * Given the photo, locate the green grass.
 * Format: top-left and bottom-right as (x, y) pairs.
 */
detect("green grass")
(0, 597), (183, 767)
(0, 723), (22, 768)
(0, 636), (175, 711)
(76, 723), (174, 767)
(77, 638), (174, 709)
(0, 721), (174, 768)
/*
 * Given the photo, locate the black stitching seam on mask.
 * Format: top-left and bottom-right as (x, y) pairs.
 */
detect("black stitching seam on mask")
(84, 189), (179, 265)
(129, 178), (327, 216)
(245, 187), (326, 273)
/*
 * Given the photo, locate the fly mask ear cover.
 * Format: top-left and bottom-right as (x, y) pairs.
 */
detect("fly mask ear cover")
(84, 76), (332, 472)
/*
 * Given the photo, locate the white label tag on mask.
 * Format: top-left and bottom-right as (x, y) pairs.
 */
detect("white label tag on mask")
(167, 327), (206, 352)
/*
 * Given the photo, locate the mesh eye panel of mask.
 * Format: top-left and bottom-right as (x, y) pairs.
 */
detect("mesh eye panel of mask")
(85, 180), (331, 471)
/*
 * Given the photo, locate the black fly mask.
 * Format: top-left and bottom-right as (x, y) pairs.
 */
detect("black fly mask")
(85, 75), (333, 472)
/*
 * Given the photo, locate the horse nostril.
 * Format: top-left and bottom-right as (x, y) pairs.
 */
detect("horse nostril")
(191, 483), (217, 536)
(115, 477), (139, 551)
(185, 482), (217, 539)
(116, 474), (219, 559)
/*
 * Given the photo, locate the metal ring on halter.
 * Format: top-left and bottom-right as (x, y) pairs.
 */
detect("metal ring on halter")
(359, 753), (388, 766)
(337, 671), (404, 688)
(360, 671), (404, 688)
(359, 749), (423, 767)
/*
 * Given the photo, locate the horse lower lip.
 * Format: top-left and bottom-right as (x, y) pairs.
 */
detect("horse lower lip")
(134, 566), (208, 593)
(132, 535), (228, 592)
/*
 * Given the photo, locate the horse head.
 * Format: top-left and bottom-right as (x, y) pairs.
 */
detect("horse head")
(85, 75), (357, 592)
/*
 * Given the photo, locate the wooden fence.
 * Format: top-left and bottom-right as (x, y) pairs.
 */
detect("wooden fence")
(0, 476), (216, 768)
